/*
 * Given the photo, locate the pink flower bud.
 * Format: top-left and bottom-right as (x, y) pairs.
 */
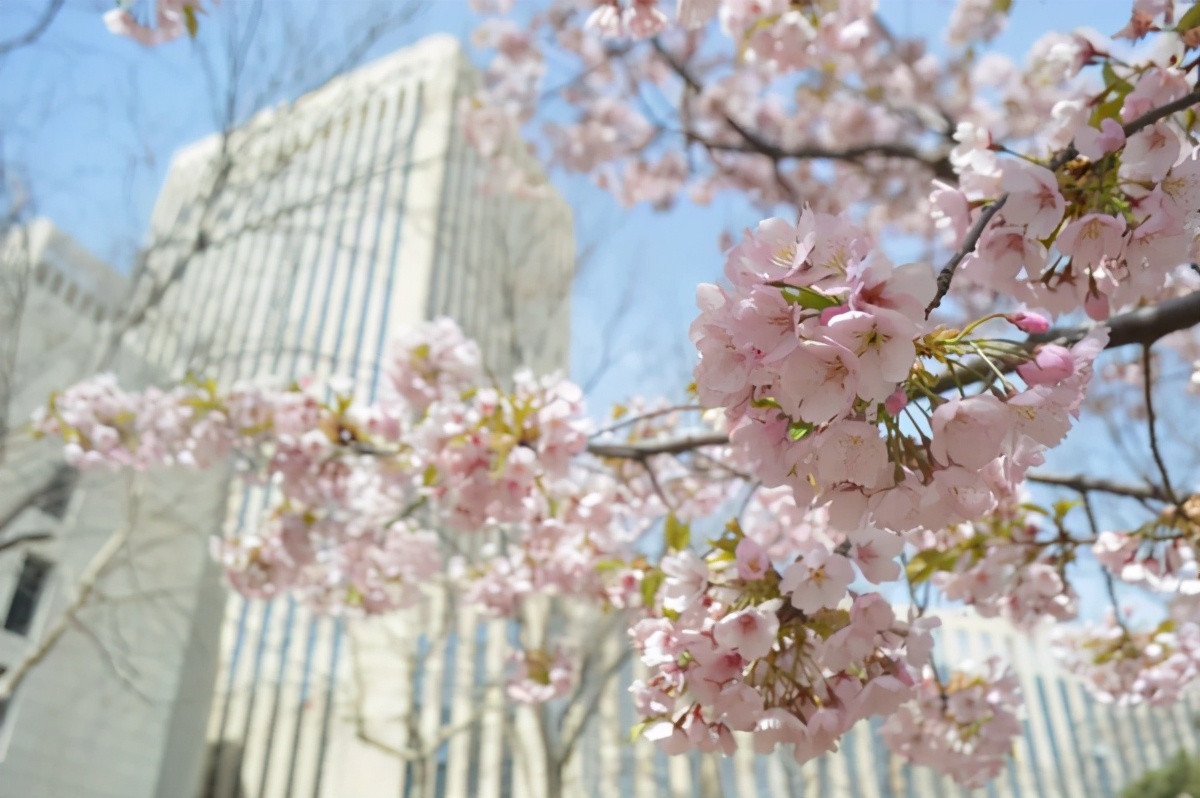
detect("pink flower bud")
(1017, 344), (1075, 386)
(884, 388), (908, 416)
(1006, 311), (1050, 334)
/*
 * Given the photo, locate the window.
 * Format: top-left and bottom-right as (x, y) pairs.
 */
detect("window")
(33, 464), (77, 520)
(4, 556), (52, 637)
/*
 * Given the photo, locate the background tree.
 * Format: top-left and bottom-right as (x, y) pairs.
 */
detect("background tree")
(21, 0), (1200, 796)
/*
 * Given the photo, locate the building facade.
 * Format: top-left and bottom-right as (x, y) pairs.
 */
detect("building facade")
(116, 34), (576, 798)
(0, 220), (232, 798)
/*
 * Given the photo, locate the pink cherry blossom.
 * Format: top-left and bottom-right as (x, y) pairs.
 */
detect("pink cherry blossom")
(713, 601), (781, 660)
(780, 546), (855, 614)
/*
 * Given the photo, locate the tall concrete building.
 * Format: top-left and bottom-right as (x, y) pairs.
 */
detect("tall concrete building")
(116, 34), (576, 798)
(0, 220), (232, 798)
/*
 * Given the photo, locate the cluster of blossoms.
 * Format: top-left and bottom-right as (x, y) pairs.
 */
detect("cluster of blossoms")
(691, 209), (1107, 541)
(32, 319), (603, 617)
(913, 492), (1080, 629)
(952, 95), (1200, 322)
(880, 658), (1023, 788)
(32, 318), (737, 703)
(1092, 498), (1200, 594)
(1051, 501), (1200, 704)
(628, 508), (938, 764)
(1054, 610), (1200, 706)
(461, 0), (1051, 232)
(105, 0), (216, 46)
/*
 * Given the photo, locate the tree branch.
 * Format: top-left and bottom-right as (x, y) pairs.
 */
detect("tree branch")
(1025, 472), (1167, 502)
(0, 0), (65, 57)
(1141, 344), (1179, 505)
(648, 39), (954, 186)
(587, 431), (730, 460)
(1123, 86), (1200, 138)
(0, 482), (139, 704)
(588, 290), (1200, 462)
(925, 196), (1007, 317)
(555, 647), (631, 769)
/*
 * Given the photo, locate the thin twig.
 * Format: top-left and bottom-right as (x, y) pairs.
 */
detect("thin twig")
(1122, 86), (1200, 139)
(590, 405), (704, 437)
(925, 196), (1007, 317)
(0, 0), (65, 57)
(1141, 345), (1179, 505)
(1026, 472), (1168, 502)
(587, 431), (730, 460)
(0, 481), (140, 703)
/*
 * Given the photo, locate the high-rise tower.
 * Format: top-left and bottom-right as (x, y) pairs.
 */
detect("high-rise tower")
(120, 34), (575, 798)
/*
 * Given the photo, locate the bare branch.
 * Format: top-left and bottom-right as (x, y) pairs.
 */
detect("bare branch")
(925, 195), (1007, 317)
(587, 431), (729, 460)
(1025, 472), (1167, 502)
(1122, 86), (1200, 138)
(1141, 344), (1179, 505)
(647, 39), (954, 196)
(554, 647), (631, 768)
(0, 0), (65, 58)
(0, 481), (139, 704)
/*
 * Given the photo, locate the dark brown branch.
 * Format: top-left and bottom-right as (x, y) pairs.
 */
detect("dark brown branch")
(1141, 344), (1179, 504)
(1123, 86), (1200, 138)
(590, 291), (1200, 462)
(0, 0), (65, 57)
(1025, 472), (1167, 502)
(648, 39), (955, 187)
(698, 137), (956, 181)
(586, 431), (730, 460)
(926, 196), (1008, 317)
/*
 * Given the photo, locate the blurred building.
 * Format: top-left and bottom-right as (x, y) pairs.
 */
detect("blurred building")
(0, 219), (231, 798)
(117, 34), (576, 798)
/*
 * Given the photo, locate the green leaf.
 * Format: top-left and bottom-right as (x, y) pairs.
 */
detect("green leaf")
(788, 421), (813, 441)
(1091, 65), (1134, 127)
(905, 549), (956, 585)
(629, 720), (653, 743)
(664, 513), (690, 552)
(1102, 60), (1121, 89)
(1179, 2), (1200, 33)
(422, 464), (438, 486)
(183, 4), (199, 38)
(1052, 498), (1081, 521)
(595, 558), (626, 573)
(640, 569), (665, 608)
(780, 285), (841, 311)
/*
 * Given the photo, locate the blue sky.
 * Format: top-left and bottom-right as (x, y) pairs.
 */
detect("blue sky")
(1, 0), (1178, 620)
